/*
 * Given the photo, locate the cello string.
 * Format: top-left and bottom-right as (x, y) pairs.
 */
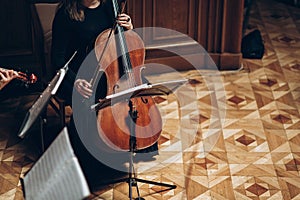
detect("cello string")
(91, 0), (137, 92)
(121, 0), (138, 87)
(90, 31), (115, 89)
(113, 0), (136, 88)
(120, 0), (138, 87)
(90, 0), (121, 89)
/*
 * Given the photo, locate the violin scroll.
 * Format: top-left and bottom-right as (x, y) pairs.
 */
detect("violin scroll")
(16, 71), (38, 85)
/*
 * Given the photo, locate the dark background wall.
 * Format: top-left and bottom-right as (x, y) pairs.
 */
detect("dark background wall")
(0, 0), (245, 80)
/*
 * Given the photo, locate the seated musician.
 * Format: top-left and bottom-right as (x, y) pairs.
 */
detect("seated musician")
(51, 0), (132, 105)
(51, 0), (158, 186)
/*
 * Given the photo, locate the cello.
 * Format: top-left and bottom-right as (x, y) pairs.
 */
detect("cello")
(91, 0), (162, 151)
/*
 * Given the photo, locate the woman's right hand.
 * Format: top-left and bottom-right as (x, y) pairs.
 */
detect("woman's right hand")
(74, 79), (93, 99)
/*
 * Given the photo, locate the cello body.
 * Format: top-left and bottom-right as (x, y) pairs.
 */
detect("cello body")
(94, 26), (162, 151)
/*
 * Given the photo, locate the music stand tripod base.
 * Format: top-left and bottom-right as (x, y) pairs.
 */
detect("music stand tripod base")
(115, 100), (177, 200)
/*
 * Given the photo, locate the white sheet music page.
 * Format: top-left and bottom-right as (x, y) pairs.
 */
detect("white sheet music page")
(23, 127), (90, 200)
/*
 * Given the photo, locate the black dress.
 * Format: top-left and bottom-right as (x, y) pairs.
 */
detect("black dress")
(51, 2), (114, 104)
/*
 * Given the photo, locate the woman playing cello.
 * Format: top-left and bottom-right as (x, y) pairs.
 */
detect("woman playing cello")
(51, 0), (132, 103)
(51, 0), (159, 186)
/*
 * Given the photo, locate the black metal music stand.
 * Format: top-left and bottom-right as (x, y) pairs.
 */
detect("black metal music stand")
(18, 52), (77, 151)
(91, 79), (187, 200)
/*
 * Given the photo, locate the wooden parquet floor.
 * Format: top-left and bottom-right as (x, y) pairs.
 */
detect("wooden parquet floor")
(1, 0), (300, 199)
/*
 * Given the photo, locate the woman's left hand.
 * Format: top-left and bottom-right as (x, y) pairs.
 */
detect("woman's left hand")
(0, 69), (18, 90)
(117, 13), (133, 30)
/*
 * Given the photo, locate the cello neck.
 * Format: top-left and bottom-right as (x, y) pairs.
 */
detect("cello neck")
(111, 0), (136, 86)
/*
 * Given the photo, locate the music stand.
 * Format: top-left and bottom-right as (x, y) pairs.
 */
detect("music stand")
(91, 79), (187, 111)
(91, 79), (187, 200)
(18, 52), (77, 150)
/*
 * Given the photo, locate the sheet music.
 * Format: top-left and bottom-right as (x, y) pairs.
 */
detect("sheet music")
(91, 79), (187, 111)
(18, 71), (61, 138)
(24, 128), (90, 200)
(51, 68), (67, 95)
(18, 51), (77, 138)
(51, 51), (77, 95)
(105, 83), (151, 99)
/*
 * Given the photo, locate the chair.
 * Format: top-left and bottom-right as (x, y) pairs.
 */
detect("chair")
(33, 1), (59, 80)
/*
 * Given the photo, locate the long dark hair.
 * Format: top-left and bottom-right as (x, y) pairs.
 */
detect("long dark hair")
(60, 0), (106, 21)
